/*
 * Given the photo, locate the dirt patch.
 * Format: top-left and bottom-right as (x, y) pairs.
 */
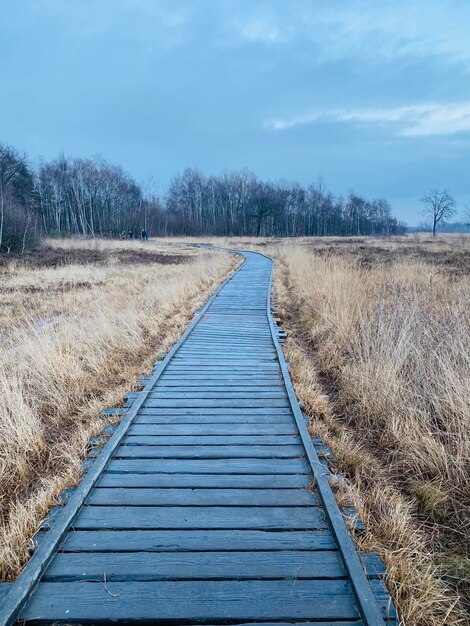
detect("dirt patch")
(0, 282), (105, 294)
(303, 240), (470, 275)
(0, 246), (195, 270)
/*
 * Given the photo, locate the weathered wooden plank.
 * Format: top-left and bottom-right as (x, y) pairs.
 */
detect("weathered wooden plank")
(181, 335), (273, 341)
(178, 336), (269, 340)
(160, 371), (279, 376)
(74, 506), (326, 529)
(105, 458), (309, 474)
(165, 365), (280, 370)
(0, 584), (12, 602)
(159, 371), (280, 376)
(148, 391), (287, 399)
(45, 551), (385, 582)
(120, 437), (330, 459)
(160, 369), (278, 373)
(188, 330), (273, 335)
(371, 579), (398, 618)
(191, 323), (267, 326)
(129, 424), (297, 435)
(166, 342), (274, 349)
(133, 416), (296, 426)
(172, 356), (276, 360)
(59, 529), (336, 552)
(137, 407), (293, 415)
(184, 342), (274, 348)
(193, 319), (270, 322)
(198, 620), (370, 626)
(97, 473), (309, 489)
(156, 381), (282, 387)
(191, 325), (272, 330)
(143, 399), (291, 408)
(113, 444), (304, 459)
(164, 364), (279, 370)
(122, 435), (301, 445)
(172, 356), (277, 361)
(175, 353), (276, 360)
(187, 334), (273, 338)
(20, 580), (360, 622)
(183, 348), (275, 354)
(192, 323), (271, 327)
(167, 354), (275, 359)
(196, 622), (370, 626)
(44, 551), (348, 581)
(87, 487), (318, 506)
(167, 354), (277, 358)
(178, 623), (365, 626)
(361, 553), (387, 579)
(187, 335), (274, 341)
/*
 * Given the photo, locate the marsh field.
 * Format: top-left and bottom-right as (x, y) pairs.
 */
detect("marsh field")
(0, 234), (469, 626)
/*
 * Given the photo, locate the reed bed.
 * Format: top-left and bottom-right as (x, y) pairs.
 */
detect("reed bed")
(270, 239), (469, 625)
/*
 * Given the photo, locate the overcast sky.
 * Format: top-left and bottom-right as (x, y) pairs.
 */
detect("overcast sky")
(1, 0), (469, 224)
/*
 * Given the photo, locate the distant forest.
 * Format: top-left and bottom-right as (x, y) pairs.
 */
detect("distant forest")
(408, 222), (470, 234)
(1, 141), (406, 252)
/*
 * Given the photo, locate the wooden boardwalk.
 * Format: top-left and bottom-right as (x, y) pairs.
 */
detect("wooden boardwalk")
(0, 251), (395, 625)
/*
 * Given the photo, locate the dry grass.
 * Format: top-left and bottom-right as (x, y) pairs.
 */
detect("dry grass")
(0, 238), (236, 579)
(269, 237), (470, 625)
(3, 232), (469, 626)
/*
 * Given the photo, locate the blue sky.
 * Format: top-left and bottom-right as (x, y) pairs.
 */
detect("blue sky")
(1, 0), (469, 224)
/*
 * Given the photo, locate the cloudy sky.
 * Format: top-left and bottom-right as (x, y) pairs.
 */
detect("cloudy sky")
(1, 0), (469, 224)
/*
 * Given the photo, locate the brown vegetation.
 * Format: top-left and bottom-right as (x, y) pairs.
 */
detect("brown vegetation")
(268, 235), (470, 625)
(0, 238), (236, 579)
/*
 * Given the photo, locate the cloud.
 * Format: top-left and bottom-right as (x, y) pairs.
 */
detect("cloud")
(231, 1), (470, 65)
(239, 18), (283, 43)
(265, 103), (470, 137)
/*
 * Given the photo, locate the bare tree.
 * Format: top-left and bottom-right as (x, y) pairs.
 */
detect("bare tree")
(250, 182), (276, 236)
(0, 144), (23, 248)
(420, 188), (456, 236)
(463, 205), (470, 227)
(0, 143), (41, 252)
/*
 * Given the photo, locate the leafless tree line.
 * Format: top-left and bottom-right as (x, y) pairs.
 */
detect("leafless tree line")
(0, 144), (39, 253)
(162, 168), (405, 237)
(0, 141), (406, 252)
(37, 155), (144, 237)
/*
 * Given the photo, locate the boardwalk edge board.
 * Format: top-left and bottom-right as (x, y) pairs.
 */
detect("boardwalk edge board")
(0, 248), (395, 626)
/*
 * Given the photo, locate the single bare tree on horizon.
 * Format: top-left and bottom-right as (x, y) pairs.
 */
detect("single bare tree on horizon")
(420, 188), (456, 236)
